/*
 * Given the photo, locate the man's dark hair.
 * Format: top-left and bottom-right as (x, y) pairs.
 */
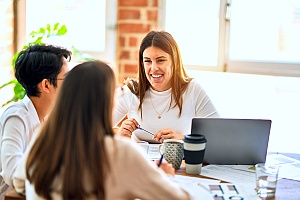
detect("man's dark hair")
(15, 44), (72, 97)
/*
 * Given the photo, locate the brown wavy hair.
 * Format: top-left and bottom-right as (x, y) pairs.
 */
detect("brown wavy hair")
(125, 30), (192, 118)
(26, 60), (116, 199)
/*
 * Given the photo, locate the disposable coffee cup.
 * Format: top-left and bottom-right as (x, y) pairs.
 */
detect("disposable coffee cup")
(183, 134), (207, 174)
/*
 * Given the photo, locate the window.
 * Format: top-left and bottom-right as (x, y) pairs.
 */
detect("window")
(162, 0), (300, 77)
(163, 0), (224, 72)
(16, 0), (116, 67)
(228, 0), (300, 76)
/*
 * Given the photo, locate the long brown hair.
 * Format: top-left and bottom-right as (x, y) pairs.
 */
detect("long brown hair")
(26, 60), (116, 199)
(125, 30), (192, 118)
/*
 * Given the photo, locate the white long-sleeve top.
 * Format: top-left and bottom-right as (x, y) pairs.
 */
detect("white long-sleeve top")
(113, 79), (219, 143)
(13, 136), (193, 200)
(0, 95), (40, 200)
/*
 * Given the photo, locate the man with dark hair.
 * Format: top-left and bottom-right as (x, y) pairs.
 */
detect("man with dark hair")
(0, 44), (72, 199)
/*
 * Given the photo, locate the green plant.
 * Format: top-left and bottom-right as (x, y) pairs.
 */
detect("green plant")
(0, 23), (68, 107)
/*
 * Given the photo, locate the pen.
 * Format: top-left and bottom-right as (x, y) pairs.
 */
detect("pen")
(219, 185), (224, 194)
(137, 126), (154, 136)
(157, 153), (164, 167)
(233, 185), (239, 194)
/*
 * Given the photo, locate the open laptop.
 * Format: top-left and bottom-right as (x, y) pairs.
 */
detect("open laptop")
(191, 118), (272, 165)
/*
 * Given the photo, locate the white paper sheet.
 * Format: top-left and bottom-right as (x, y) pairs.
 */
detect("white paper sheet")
(266, 153), (300, 181)
(172, 175), (259, 200)
(147, 144), (161, 160)
(201, 165), (256, 185)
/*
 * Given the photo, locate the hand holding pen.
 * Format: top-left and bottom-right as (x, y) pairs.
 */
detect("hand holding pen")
(155, 154), (175, 176)
(137, 125), (184, 142)
(116, 117), (139, 138)
(137, 126), (165, 143)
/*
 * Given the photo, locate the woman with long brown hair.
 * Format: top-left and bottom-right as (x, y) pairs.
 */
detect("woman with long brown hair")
(114, 31), (218, 143)
(13, 60), (191, 199)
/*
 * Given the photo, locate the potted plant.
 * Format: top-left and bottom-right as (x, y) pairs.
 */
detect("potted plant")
(0, 23), (92, 107)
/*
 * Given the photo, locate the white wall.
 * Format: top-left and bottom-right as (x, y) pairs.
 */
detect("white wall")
(188, 70), (300, 154)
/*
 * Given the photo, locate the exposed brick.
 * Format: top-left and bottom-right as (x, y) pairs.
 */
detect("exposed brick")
(124, 64), (138, 73)
(119, 0), (148, 7)
(116, 0), (159, 83)
(129, 37), (138, 47)
(119, 50), (130, 59)
(119, 9), (140, 20)
(152, 0), (158, 6)
(119, 36), (126, 47)
(118, 23), (151, 33)
(147, 10), (157, 21)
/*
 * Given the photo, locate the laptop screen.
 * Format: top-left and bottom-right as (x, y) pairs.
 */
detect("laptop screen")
(191, 118), (272, 165)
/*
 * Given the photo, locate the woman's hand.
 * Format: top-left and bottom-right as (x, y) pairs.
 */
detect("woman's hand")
(116, 118), (139, 138)
(153, 128), (184, 143)
(155, 160), (175, 175)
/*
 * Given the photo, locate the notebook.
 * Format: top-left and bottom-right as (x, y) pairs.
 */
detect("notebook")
(191, 118), (272, 165)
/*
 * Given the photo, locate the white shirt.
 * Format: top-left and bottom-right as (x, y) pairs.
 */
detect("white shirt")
(113, 79), (219, 143)
(0, 95), (40, 199)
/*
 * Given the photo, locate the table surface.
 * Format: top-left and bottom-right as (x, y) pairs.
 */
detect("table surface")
(5, 190), (25, 200)
(177, 161), (300, 199)
(5, 153), (300, 200)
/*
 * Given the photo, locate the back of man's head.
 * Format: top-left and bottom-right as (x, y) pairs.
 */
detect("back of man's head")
(15, 44), (72, 97)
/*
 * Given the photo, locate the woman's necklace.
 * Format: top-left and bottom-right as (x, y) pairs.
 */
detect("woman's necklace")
(149, 90), (170, 119)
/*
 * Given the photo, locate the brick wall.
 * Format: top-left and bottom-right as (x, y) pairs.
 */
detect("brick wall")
(117, 0), (159, 83)
(0, 0), (14, 70)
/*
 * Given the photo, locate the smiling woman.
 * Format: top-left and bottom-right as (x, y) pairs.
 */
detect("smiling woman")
(113, 30), (219, 144)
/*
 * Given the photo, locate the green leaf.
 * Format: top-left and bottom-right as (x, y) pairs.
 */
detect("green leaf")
(33, 37), (43, 44)
(53, 23), (59, 31)
(0, 79), (15, 89)
(46, 24), (51, 34)
(29, 31), (38, 37)
(13, 83), (26, 100)
(11, 52), (19, 70)
(57, 25), (67, 35)
(1, 98), (15, 107)
(0, 80), (25, 107)
(39, 28), (45, 34)
(71, 46), (94, 62)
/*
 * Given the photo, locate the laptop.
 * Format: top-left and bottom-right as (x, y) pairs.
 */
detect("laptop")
(191, 118), (272, 165)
